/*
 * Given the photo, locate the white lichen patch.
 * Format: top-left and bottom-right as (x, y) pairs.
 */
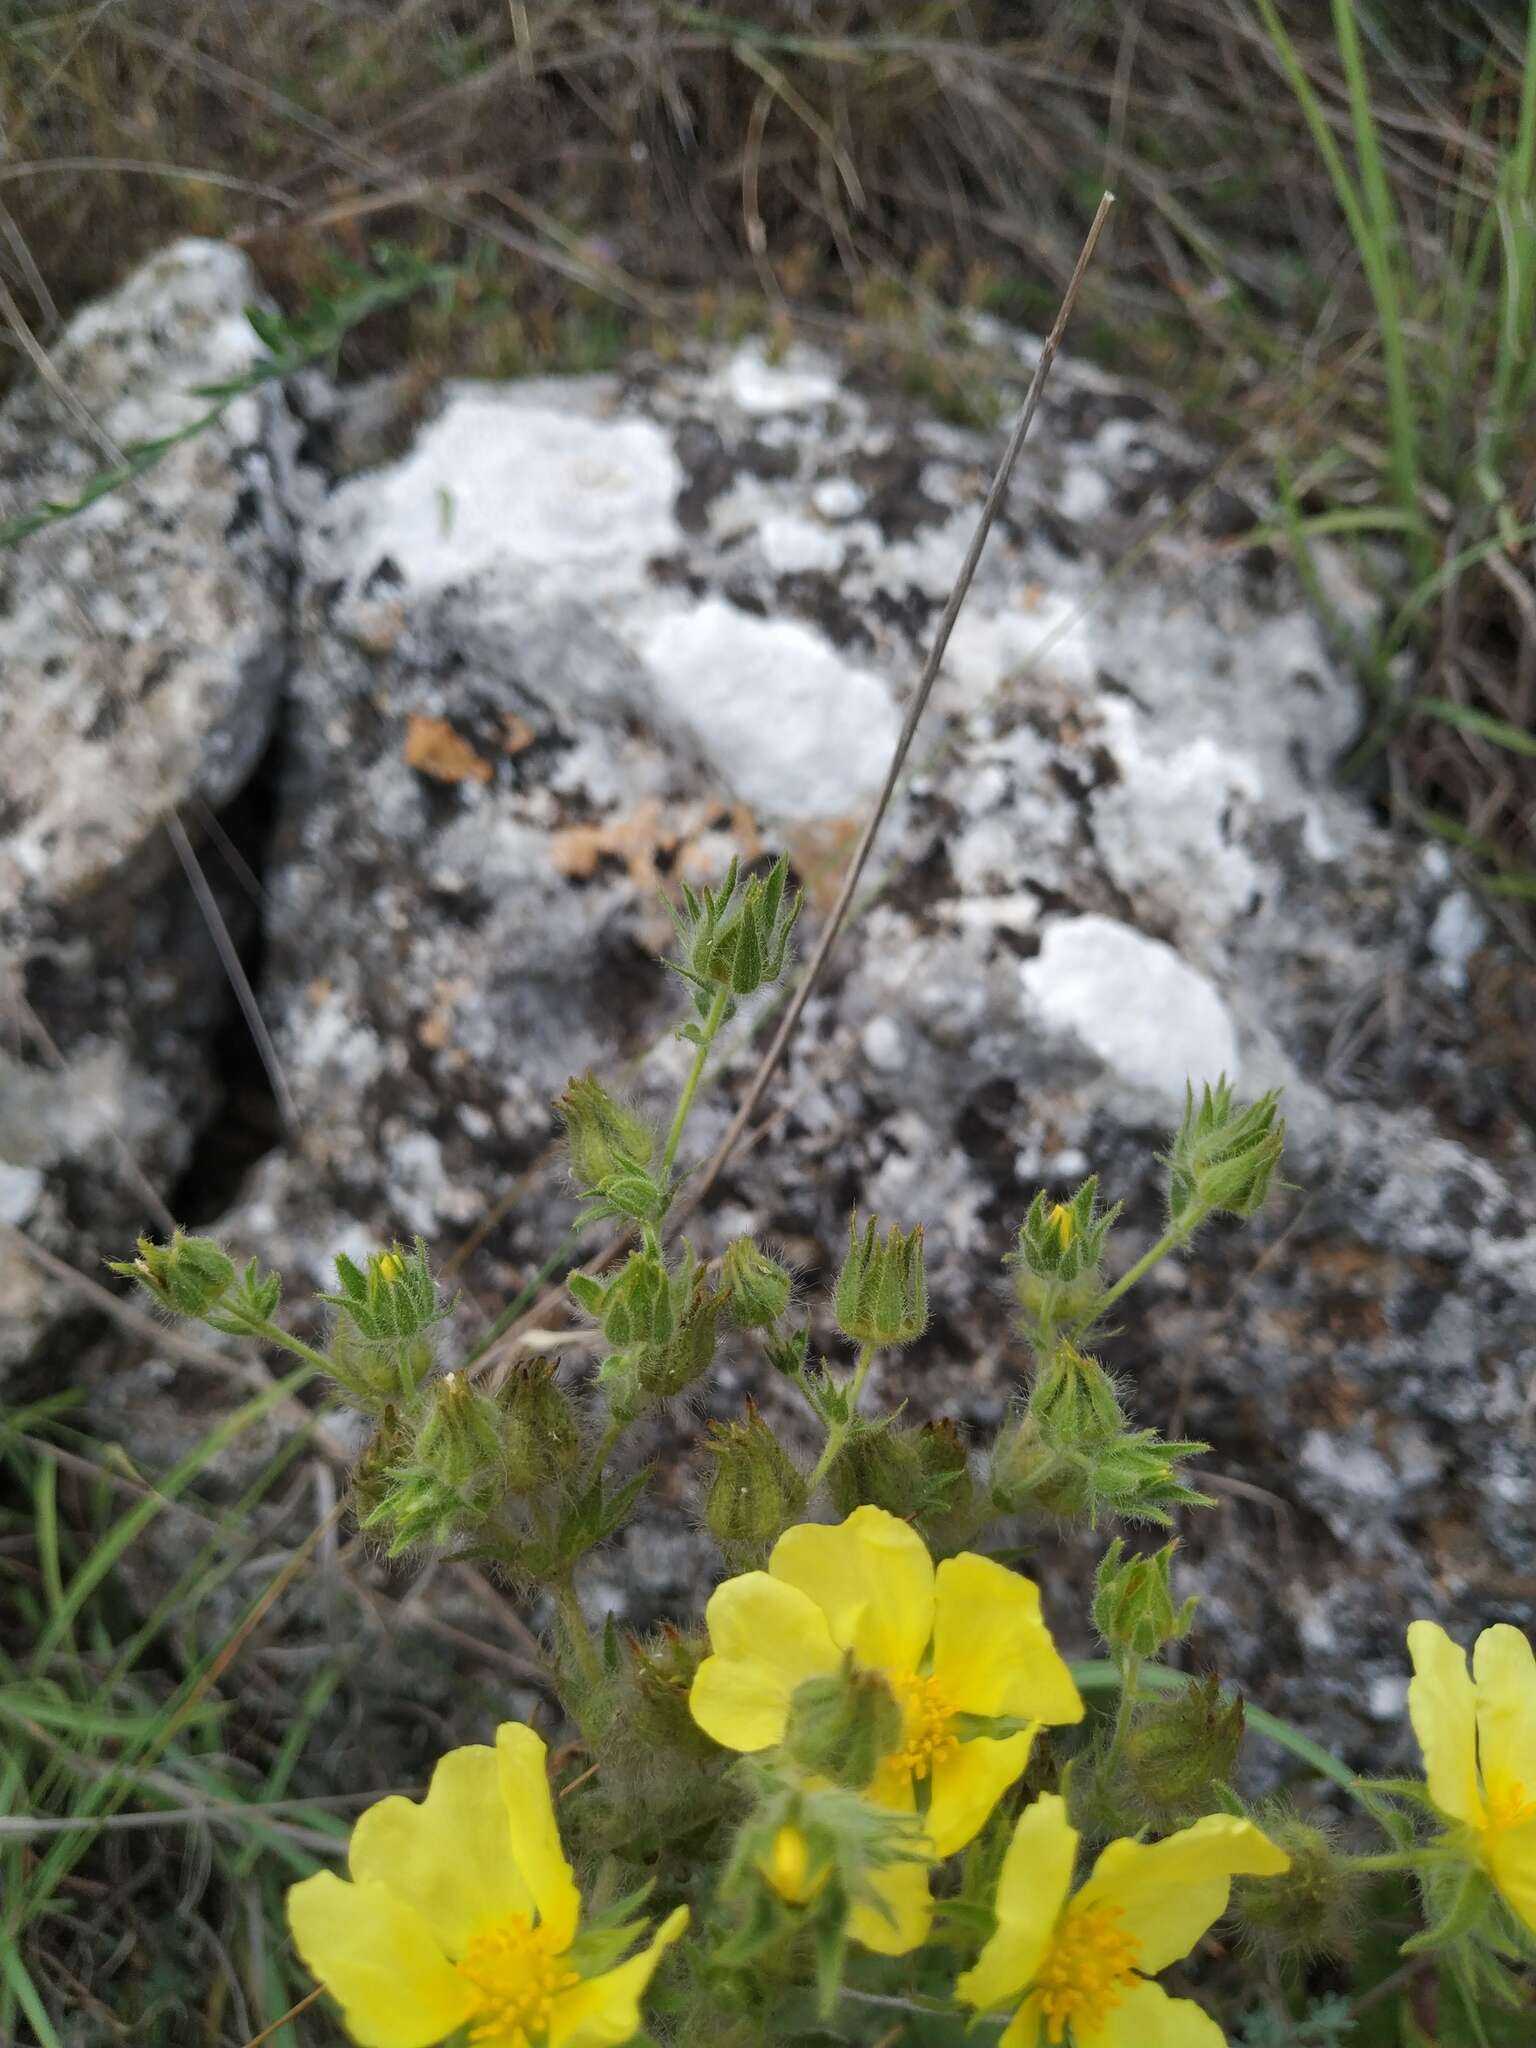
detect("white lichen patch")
(1020, 915), (1240, 1118)
(640, 598), (898, 819)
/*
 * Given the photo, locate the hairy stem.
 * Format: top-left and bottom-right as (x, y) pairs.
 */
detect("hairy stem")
(659, 984), (733, 1189)
(1069, 1212), (1206, 1336)
(554, 1577), (604, 1692)
(806, 1342), (877, 1497)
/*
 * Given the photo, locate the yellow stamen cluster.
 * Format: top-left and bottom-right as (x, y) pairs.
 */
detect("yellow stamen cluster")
(457, 1914), (580, 2047)
(1037, 1902), (1142, 2045)
(1485, 1775), (1536, 1834)
(887, 1674), (960, 1783)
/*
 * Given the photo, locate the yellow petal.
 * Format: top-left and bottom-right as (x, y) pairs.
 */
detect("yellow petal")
(847, 1851), (934, 1955)
(496, 1722), (581, 1951)
(348, 1744), (535, 1958)
(1473, 1625), (1536, 1811)
(957, 1793), (1076, 2015)
(1086, 1978), (1226, 2048)
(770, 1506), (934, 1677)
(931, 1553), (1084, 1727)
(1076, 1814), (1290, 1974)
(546, 1904), (689, 2048)
(1486, 1813), (1536, 1937)
(925, 1730), (1036, 1857)
(1407, 1619), (1483, 1827)
(286, 1872), (475, 2048)
(690, 1571), (840, 1750)
(998, 1994), (1046, 2048)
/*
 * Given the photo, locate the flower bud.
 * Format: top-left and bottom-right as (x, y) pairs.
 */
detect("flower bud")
(496, 1359), (583, 1491)
(763, 1321), (810, 1379)
(555, 1074), (655, 1190)
(704, 1408), (807, 1560)
(628, 1627), (719, 1757)
(671, 852), (803, 1012)
(990, 1349), (1213, 1529)
(785, 1656), (903, 1790)
(1231, 1811), (1360, 1964)
(634, 1249), (725, 1401)
(1166, 1079), (1285, 1228)
(348, 1405), (410, 1525)
(1123, 1674), (1246, 1824)
(1093, 1538), (1198, 1662)
(415, 1371), (506, 1492)
(110, 1231), (235, 1318)
(827, 1421), (926, 1521)
(834, 1214), (926, 1347)
(576, 1250), (674, 1350)
(719, 1237), (793, 1330)
(1011, 1178), (1120, 1288)
(757, 1824), (830, 1907)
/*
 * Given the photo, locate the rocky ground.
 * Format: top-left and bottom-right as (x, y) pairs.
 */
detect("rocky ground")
(3, 239), (1534, 1787)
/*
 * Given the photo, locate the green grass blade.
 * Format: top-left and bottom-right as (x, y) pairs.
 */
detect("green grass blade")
(31, 1364), (314, 1665)
(0, 1942), (63, 2048)
(1413, 697), (1536, 759)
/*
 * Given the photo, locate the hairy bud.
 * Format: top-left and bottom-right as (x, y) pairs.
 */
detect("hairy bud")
(555, 1073), (655, 1190)
(496, 1359), (583, 1491)
(834, 1214), (927, 1347)
(990, 1346), (1214, 1529)
(1165, 1078), (1285, 1228)
(415, 1371), (505, 1492)
(669, 852), (803, 1018)
(719, 1237), (794, 1330)
(1123, 1674), (1246, 1824)
(1231, 1810), (1361, 1965)
(1093, 1539), (1199, 1662)
(110, 1231), (235, 1318)
(757, 1824), (830, 1907)
(828, 1420), (926, 1521)
(786, 1656), (903, 1790)
(704, 1408), (807, 1560)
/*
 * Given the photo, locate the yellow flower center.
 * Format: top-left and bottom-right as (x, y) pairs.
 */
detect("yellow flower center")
(1484, 1774), (1536, 1835)
(885, 1673), (961, 1783)
(1037, 1902), (1143, 2045)
(455, 1914), (580, 2047)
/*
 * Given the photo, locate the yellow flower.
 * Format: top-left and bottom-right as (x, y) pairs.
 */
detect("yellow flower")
(688, 1505), (1083, 1952)
(958, 1793), (1290, 2047)
(287, 1723), (688, 2048)
(1407, 1618), (1536, 1932)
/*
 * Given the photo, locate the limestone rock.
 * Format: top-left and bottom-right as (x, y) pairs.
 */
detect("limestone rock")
(216, 327), (1536, 1775)
(0, 239), (295, 1378)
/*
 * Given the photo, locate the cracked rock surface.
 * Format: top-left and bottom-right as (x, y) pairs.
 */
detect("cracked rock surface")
(0, 240), (295, 1377)
(4, 246), (1534, 1773)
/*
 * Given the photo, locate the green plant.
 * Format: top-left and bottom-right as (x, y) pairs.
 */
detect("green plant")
(106, 867), (1536, 2046)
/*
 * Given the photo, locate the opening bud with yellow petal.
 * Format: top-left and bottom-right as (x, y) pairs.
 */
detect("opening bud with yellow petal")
(785, 1654), (903, 1790)
(496, 1357), (584, 1492)
(718, 1236), (794, 1330)
(555, 1073), (656, 1192)
(1165, 1077), (1285, 1229)
(1011, 1177), (1120, 1288)
(834, 1213), (926, 1348)
(704, 1407), (807, 1563)
(109, 1231), (235, 1318)
(319, 1237), (446, 1346)
(1231, 1809), (1362, 1965)
(1093, 1537), (1199, 1663)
